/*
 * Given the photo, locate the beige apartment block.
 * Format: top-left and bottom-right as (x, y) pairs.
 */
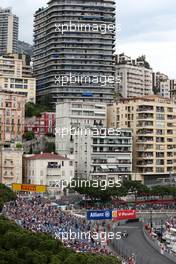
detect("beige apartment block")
(0, 145), (23, 187)
(0, 91), (25, 144)
(0, 54), (36, 103)
(108, 96), (176, 185)
(115, 53), (153, 98)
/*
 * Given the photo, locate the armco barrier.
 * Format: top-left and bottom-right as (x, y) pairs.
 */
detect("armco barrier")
(143, 226), (176, 263)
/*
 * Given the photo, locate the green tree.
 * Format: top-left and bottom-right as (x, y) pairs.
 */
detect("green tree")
(0, 184), (16, 212)
(69, 180), (128, 202)
(23, 131), (35, 141)
(49, 255), (62, 264)
(150, 186), (174, 198)
(123, 180), (150, 197)
(44, 142), (55, 153)
(25, 102), (50, 118)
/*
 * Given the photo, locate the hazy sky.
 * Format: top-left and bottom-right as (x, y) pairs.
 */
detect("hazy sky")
(1, 0), (176, 78)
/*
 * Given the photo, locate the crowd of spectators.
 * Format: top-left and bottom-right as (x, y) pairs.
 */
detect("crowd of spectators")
(2, 195), (114, 256)
(5, 194), (174, 263)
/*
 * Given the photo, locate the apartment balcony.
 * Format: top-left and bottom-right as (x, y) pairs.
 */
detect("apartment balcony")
(137, 137), (154, 143)
(156, 154), (165, 158)
(156, 138), (165, 143)
(137, 154), (153, 159)
(92, 159), (107, 164)
(137, 121), (153, 127)
(137, 129), (154, 136)
(92, 149), (131, 154)
(167, 145), (175, 149)
(3, 173), (14, 178)
(3, 164), (14, 168)
(47, 169), (62, 177)
(156, 163), (165, 166)
(167, 108), (173, 113)
(167, 123), (174, 128)
(137, 106), (154, 112)
(92, 142), (131, 146)
(137, 147), (154, 152)
(136, 163), (153, 167)
(167, 160), (173, 165)
(47, 164), (61, 169)
(167, 154), (174, 158)
(137, 113), (154, 120)
(92, 160), (132, 165)
(138, 168), (154, 174)
(167, 115), (175, 120)
(156, 131), (165, 136)
(167, 131), (174, 135)
(47, 162), (62, 176)
(91, 168), (131, 174)
(156, 106), (165, 112)
(137, 160), (153, 165)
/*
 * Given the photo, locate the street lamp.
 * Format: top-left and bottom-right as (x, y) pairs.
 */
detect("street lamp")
(160, 219), (163, 241)
(150, 208), (153, 228)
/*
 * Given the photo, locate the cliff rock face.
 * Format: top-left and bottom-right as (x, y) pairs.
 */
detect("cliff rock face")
(18, 40), (33, 56)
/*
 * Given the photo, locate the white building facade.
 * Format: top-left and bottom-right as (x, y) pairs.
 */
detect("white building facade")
(23, 153), (74, 197)
(90, 128), (133, 182)
(55, 101), (107, 178)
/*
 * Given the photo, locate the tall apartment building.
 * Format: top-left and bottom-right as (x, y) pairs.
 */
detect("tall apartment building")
(0, 7), (18, 55)
(34, 0), (116, 106)
(0, 90), (26, 144)
(0, 54), (36, 102)
(115, 53), (153, 98)
(108, 96), (176, 185)
(153, 72), (170, 98)
(55, 101), (132, 181)
(0, 145), (23, 186)
(90, 128), (132, 182)
(56, 101), (107, 177)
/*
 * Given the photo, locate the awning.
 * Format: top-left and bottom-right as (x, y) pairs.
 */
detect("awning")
(108, 166), (117, 169)
(100, 165), (108, 169)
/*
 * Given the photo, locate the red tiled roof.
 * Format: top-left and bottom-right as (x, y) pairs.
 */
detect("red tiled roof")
(26, 153), (70, 160)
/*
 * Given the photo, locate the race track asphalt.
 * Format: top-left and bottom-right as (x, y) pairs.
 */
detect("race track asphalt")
(111, 222), (175, 264)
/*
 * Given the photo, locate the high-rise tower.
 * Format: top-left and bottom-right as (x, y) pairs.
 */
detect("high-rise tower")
(0, 7), (19, 55)
(34, 0), (116, 106)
